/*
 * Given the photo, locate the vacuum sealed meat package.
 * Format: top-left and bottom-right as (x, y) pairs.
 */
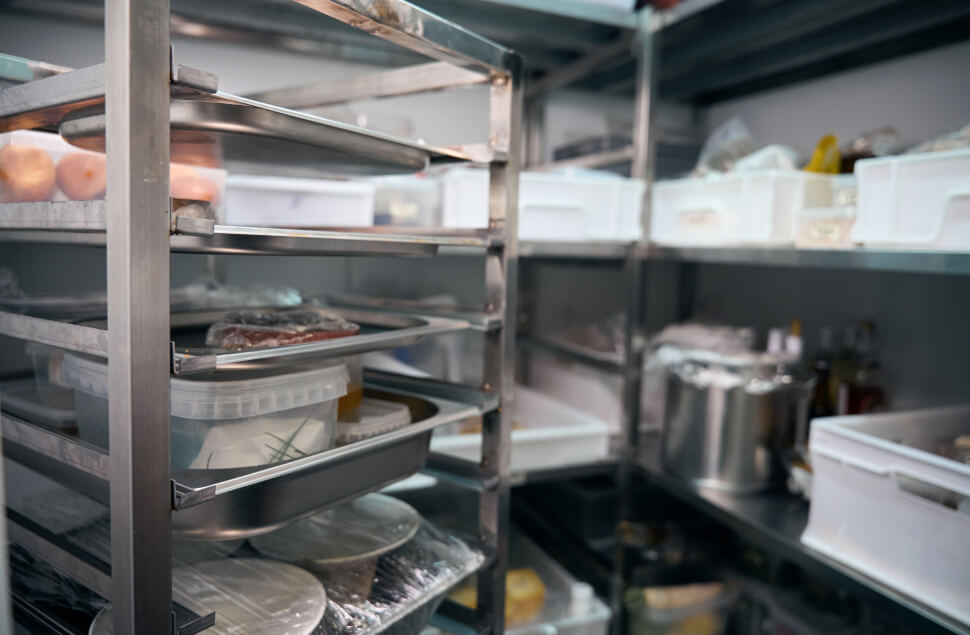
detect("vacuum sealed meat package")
(206, 309), (361, 350)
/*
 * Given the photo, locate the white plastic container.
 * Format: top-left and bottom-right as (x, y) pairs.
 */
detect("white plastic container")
(0, 130), (226, 215)
(528, 350), (623, 435)
(440, 168), (645, 241)
(225, 175), (375, 228)
(431, 386), (610, 473)
(795, 207), (856, 249)
(336, 398), (411, 446)
(802, 405), (970, 624)
(650, 170), (833, 246)
(54, 354), (348, 470)
(852, 149), (970, 251)
(0, 379), (75, 431)
(372, 174), (440, 226)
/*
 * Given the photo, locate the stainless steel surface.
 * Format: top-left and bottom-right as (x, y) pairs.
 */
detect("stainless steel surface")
(0, 201), (107, 231)
(328, 293), (501, 331)
(292, 0), (518, 72)
(0, 63), (106, 131)
(533, 146), (634, 171)
(461, 0), (639, 28)
(61, 97), (431, 176)
(170, 386), (478, 540)
(475, 59), (521, 633)
(519, 334), (624, 373)
(637, 440), (969, 635)
(0, 312), (108, 356)
(245, 61), (489, 109)
(519, 240), (633, 259)
(7, 511), (112, 599)
(105, 0), (172, 630)
(526, 35), (632, 97)
(166, 308), (471, 374)
(2, 413), (109, 480)
(646, 245), (970, 276)
(661, 353), (813, 493)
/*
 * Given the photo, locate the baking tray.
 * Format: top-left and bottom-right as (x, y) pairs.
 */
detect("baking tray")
(2, 384), (479, 541)
(78, 307), (470, 374)
(58, 93), (473, 178)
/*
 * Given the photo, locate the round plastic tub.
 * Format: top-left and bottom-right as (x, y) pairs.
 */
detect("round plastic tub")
(55, 354), (348, 469)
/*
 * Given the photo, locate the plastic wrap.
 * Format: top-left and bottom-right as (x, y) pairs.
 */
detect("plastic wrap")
(692, 117), (755, 176)
(91, 559), (328, 635)
(906, 122), (970, 154)
(206, 309), (361, 350)
(314, 521), (484, 635)
(9, 545), (105, 617)
(252, 494), (484, 634)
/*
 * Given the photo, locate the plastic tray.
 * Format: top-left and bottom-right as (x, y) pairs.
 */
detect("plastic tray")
(650, 170), (834, 246)
(430, 386), (610, 473)
(802, 405), (970, 624)
(852, 148), (970, 251)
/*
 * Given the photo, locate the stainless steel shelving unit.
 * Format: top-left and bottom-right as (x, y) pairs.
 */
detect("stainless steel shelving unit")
(0, 1), (521, 633)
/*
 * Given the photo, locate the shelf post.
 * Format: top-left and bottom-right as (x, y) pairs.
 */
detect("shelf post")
(478, 57), (523, 634)
(613, 10), (655, 635)
(105, 0), (172, 632)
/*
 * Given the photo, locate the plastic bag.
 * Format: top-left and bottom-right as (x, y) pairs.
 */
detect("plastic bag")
(206, 308), (360, 350)
(804, 134), (841, 174)
(906, 122), (970, 154)
(734, 145), (799, 172)
(692, 117), (755, 176)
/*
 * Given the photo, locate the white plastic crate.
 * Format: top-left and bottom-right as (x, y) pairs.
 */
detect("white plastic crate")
(650, 170), (833, 246)
(225, 175), (375, 228)
(802, 405), (970, 624)
(430, 386), (611, 472)
(852, 149), (970, 251)
(440, 168), (644, 241)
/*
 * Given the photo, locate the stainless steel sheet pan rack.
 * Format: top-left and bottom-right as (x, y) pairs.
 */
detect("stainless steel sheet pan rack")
(0, 1), (521, 632)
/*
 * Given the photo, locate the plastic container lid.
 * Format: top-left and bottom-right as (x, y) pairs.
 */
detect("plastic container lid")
(336, 398), (411, 445)
(90, 559), (327, 635)
(56, 354), (348, 420)
(0, 379), (75, 429)
(250, 493), (421, 565)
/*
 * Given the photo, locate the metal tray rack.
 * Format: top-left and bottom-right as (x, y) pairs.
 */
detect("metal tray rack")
(0, 1), (521, 633)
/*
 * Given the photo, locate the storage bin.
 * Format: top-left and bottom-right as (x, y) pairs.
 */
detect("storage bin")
(802, 405), (970, 624)
(446, 532), (611, 635)
(650, 170), (833, 246)
(336, 397), (411, 446)
(0, 130), (225, 215)
(25, 342), (73, 402)
(0, 379), (75, 431)
(372, 174), (440, 226)
(440, 168), (645, 241)
(225, 175), (375, 228)
(852, 149), (970, 250)
(54, 354), (348, 470)
(794, 207), (856, 249)
(430, 386), (611, 473)
(626, 581), (738, 635)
